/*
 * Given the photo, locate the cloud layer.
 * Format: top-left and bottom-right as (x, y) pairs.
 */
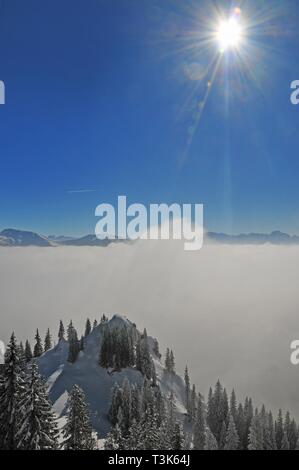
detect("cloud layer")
(1, 241), (299, 417)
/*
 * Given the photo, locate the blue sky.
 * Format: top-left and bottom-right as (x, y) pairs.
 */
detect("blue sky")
(0, 0), (299, 236)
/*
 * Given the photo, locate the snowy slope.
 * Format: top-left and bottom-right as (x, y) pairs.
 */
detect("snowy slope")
(37, 315), (187, 437)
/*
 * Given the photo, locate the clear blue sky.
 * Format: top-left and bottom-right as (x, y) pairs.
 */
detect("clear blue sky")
(0, 0), (299, 236)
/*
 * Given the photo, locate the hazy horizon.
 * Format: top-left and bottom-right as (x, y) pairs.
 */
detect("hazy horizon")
(1, 241), (299, 419)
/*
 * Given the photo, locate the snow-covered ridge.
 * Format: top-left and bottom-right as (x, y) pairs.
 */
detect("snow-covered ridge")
(37, 315), (187, 437)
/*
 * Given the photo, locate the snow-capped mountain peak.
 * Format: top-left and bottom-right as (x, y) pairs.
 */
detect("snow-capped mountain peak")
(37, 316), (187, 437)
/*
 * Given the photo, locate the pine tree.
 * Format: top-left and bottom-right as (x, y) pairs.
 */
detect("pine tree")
(224, 413), (239, 450)
(105, 423), (124, 450)
(235, 403), (245, 449)
(264, 411), (276, 450)
(17, 363), (58, 449)
(230, 389), (237, 423)
(248, 415), (263, 450)
(243, 397), (253, 449)
(25, 340), (33, 363)
(184, 366), (190, 416)
(173, 422), (184, 450)
(58, 320), (65, 341)
(0, 333), (26, 449)
(33, 329), (43, 357)
(193, 394), (206, 450)
(67, 323), (80, 363)
(204, 426), (218, 450)
(139, 330), (152, 379)
(207, 380), (228, 446)
(44, 328), (52, 352)
(165, 348), (171, 372)
(93, 319), (98, 329)
(85, 318), (92, 337)
(288, 419), (297, 450)
(281, 431), (290, 450)
(170, 350), (175, 374)
(62, 385), (96, 450)
(275, 409), (284, 450)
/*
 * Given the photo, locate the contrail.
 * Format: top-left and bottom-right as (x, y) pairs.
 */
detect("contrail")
(67, 189), (98, 194)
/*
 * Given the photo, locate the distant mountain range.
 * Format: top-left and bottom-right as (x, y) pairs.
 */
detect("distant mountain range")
(1, 228), (299, 247)
(0, 229), (121, 247)
(207, 230), (299, 245)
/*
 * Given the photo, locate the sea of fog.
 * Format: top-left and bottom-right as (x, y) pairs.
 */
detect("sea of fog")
(1, 241), (299, 418)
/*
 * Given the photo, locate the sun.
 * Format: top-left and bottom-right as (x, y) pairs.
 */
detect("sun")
(216, 17), (242, 52)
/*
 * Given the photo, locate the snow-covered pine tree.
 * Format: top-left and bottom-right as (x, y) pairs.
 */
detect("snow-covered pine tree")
(207, 380), (228, 447)
(224, 413), (239, 450)
(165, 348), (171, 372)
(173, 422), (184, 450)
(67, 322), (80, 363)
(235, 403), (245, 449)
(248, 414), (263, 450)
(281, 431), (290, 450)
(33, 329), (43, 357)
(243, 396), (253, 449)
(0, 333), (26, 449)
(230, 389), (237, 424)
(193, 393), (206, 450)
(17, 362), (58, 449)
(204, 426), (218, 450)
(288, 418), (298, 450)
(105, 423), (124, 450)
(25, 340), (33, 363)
(58, 320), (65, 341)
(263, 411), (276, 450)
(62, 385), (96, 450)
(139, 330), (152, 379)
(85, 318), (92, 337)
(44, 328), (52, 352)
(275, 409), (284, 450)
(184, 366), (190, 417)
(169, 350), (175, 374)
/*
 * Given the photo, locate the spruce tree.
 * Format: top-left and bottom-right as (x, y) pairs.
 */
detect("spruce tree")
(204, 426), (218, 450)
(58, 320), (65, 341)
(248, 415), (263, 450)
(193, 394), (206, 450)
(17, 363), (58, 449)
(0, 333), (26, 449)
(85, 318), (92, 337)
(67, 325), (80, 363)
(281, 431), (290, 450)
(170, 350), (175, 374)
(44, 328), (52, 352)
(275, 409), (284, 450)
(62, 385), (96, 450)
(184, 366), (190, 416)
(224, 413), (239, 450)
(33, 329), (43, 357)
(230, 389), (237, 423)
(25, 340), (33, 363)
